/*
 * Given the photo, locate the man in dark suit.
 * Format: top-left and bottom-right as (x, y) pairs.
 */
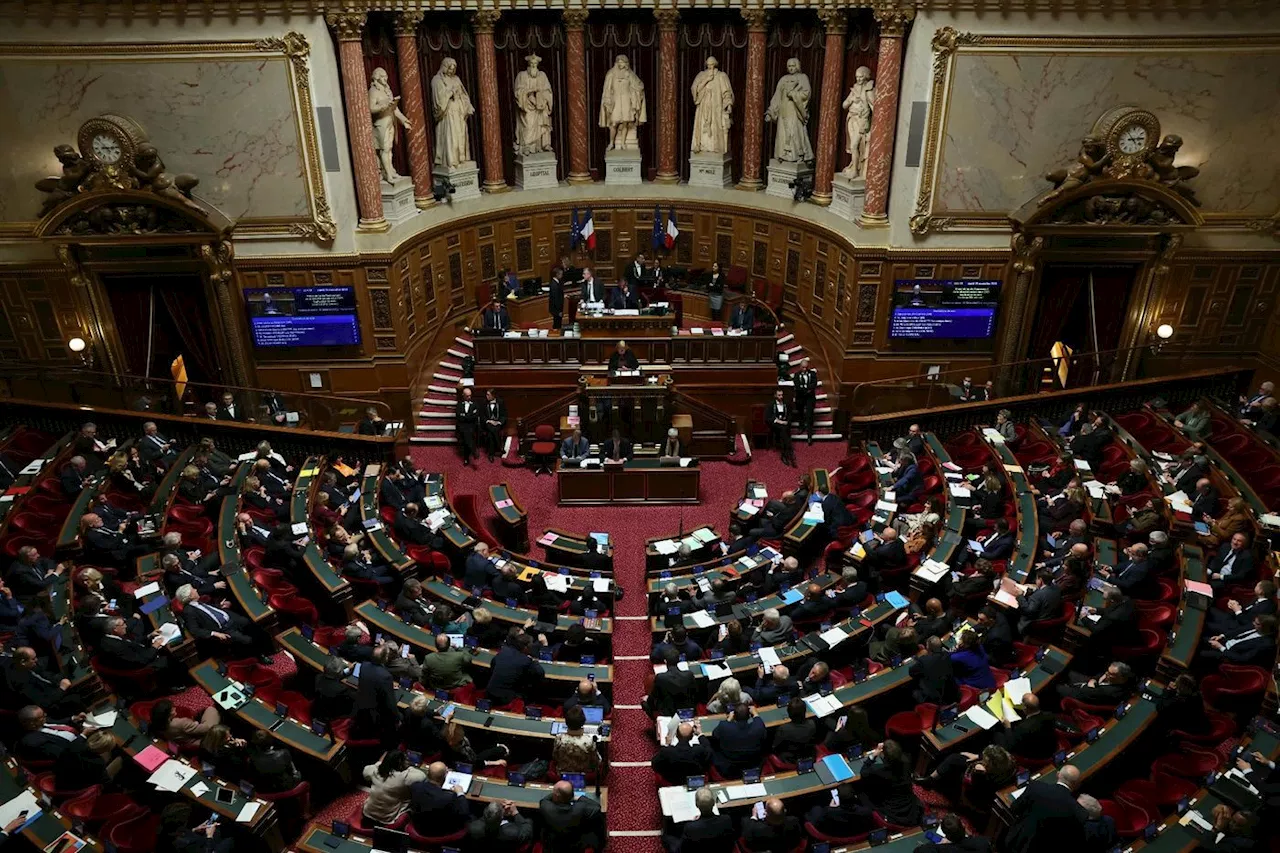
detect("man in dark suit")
(600, 430), (633, 463)
(1166, 454), (1208, 494)
(357, 407), (386, 436)
(792, 358), (818, 442)
(643, 646), (698, 717)
(216, 391), (245, 422)
(611, 280), (645, 310)
(976, 606), (1015, 667)
(729, 299), (755, 332)
(1098, 543), (1154, 598)
(624, 254), (649, 290)
(608, 340), (639, 372)
(789, 582), (833, 624)
(463, 542), (500, 589)
(1078, 795), (1117, 853)
(651, 720), (712, 784)
(709, 703), (768, 778)
(1004, 765), (1087, 853)
(769, 389), (795, 467)
(821, 490), (854, 539)
(16, 705), (119, 792)
(456, 387), (480, 466)
(978, 519), (1018, 562)
(481, 297), (511, 332)
(862, 527), (908, 575)
(1203, 614), (1278, 667)
(394, 579), (434, 626)
(1056, 661), (1135, 706)
(539, 780), (604, 853)
(910, 636), (959, 705)
(1208, 532), (1255, 593)
(1041, 519), (1091, 565)
(80, 513), (147, 572)
(1067, 423), (1110, 470)
(409, 761), (473, 836)
(353, 644), (400, 744)
(139, 421), (178, 466)
(1146, 530), (1176, 576)
(993, 693), (1056, 760)
(834, 567), (870, 609)
(486, 633), (544, 705)
(665, 787), (735, 853)
(175, 585), (274, 664)
(481, 389), (507, 462)
(98, 616), (184, 689)
(1189, 478), (1219, 521)
(753, 664), (801, 707)
(915, 813), (992, 853)
(380, 468), (408, 511)
(394, 503), (441, 549)
(581, 537), (611, 574)
(805, 783), (877, 839)
(60, 456), (87, 498)
(741, 798), (803, 853)
(563, 677), (612, 716)
(561, 429), (590, 463)
(1208, 580), (1277, 636)
(1, 647), (82, 716)
(1079, 589), (1139, 668)
(650, 626), (703, 663)
(161, 553), (223, 598)
(468, 800), (533, 853)
(548, 267), (566, 330)
(771, 698), (819, 765)
(580, 268), (604, 303)
(1015, 570), (1063, 634)
(6, 546), (64, 600)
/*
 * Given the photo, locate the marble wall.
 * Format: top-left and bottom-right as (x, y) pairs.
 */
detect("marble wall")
(0, 51), (310, 225)
(935, 48), (1280, 217)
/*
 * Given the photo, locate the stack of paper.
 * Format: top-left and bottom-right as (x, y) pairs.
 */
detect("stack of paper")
(689, 610), (716, 628)
(985, 690), (1021, 722)
(804, 694), (843, 717)
(692, 528), (718, 544)
(133, 581), (162, 599)
(752, 485), (768, 499)
(1084, 481), (1108, 499)
(1004, 677), (1032, 701)
(593, 578), (611, 593)
(981, 428), (1006, 444)
(149, 759), (199, 792)
(1073, 459), (1092, 471)
(701, 662), (733, 680)
(87, 709), (118, 729)
(1260, 512), (1280, 529)
(875, 499), (898, 514)
(738, 502), (760, 516)
(654, 540), (678, 555)
(660, 786), (715, 822)
(949, 483), (972, 498)
(757, 646), (781, 670)
(820, 626), (848, 648)
(543, 574), (570, 593)
(883, 490), (896, 502)
(724, 783), (769, 801)
(963, 704), (1000, 730)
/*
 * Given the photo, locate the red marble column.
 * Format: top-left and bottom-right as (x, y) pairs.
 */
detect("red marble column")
(654, 9), (680, 184)
(473, 10), (509, 193)
(737, 10), (770, 191)
(394, 12), (434, 208)
(810, 10), (847, 207)
(327, 12), (386, 230)
(859, 9), (912, 227)
(563, 10), (591, 184)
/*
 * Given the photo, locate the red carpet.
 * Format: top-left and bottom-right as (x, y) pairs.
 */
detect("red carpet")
(411, 441), (843, 851)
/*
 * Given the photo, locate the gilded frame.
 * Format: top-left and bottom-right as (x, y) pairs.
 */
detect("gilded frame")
(0, 32), (336, 244)
(910, 28), (1280, 237)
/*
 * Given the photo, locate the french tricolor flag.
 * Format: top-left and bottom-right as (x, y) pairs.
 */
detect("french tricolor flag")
(581, 208), (596, 250)
(665, 207), (679, 250)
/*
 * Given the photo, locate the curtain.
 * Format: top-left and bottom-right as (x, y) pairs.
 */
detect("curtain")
(158, 277), (221, 385)
(1027, 265), (1087, 363)
(586, 12), (658, 180)
(103, 277), (152, 377)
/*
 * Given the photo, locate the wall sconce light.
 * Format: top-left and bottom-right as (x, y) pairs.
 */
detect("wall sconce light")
(1149, 323), (1174, 355)
(68, 335), (95, 368)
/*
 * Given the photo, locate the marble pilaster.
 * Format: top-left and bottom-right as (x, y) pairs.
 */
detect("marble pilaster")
(810, 10), (847, 207)
(394, 12), (435, 208)
(327, 12), (386, 231)
(563, 10), (592, 184)
(859, 7), (912, 227)
(737, 10), (770, 191)
(654, 9), (680, 184)
(473, 10), (509, 193)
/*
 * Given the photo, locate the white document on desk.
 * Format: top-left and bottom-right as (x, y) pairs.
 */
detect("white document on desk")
(660, 786), (714, 822)
(543, 574), (570, 593)
(757, 646), (781, 669)
(701, 662), (733, 680)
(689, 610), (716, 628)
(149, 759), (198, 792)
(820, 627), (848, 648)
(654, 539), (678, 555)
(963, 705), (1000, 730)
(133, 581), (161, 599)
(593, 578), (611, 593)
(236, 801), (263, 823)
(725, 783), (769, 801)
(804, 694), (843, 718)
(875, 499), (898, 514)
(1004, 677), (1032, 702)
(949, 484), (972, 498)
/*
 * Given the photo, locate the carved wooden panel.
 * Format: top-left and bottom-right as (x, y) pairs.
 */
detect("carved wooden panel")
(785, 249), (800, 303)
(677, 237), (693, 265)
(716, 234), (732, 267)
(857, 283), (878, 323)
(813, 260), (827, 303)
(369, 288), (393, 331)
(480, 244), (496, 280)
(753, 241), (767, 278)
(516, 236), (533, 274)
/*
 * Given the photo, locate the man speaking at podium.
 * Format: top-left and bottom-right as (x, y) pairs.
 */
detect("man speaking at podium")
(608, 340), (639, 372)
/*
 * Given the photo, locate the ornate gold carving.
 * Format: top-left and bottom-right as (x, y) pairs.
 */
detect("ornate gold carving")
(1010, 233), (1044, 273)
(325, 12), (366, 41)
(393, 11), (423, 37)
(653, 8), (680, 30)
(202, 239), (249, 386)
(1245, 218), (1280, 240)
(817, 8), (848, 35)
(1043, 193), (1185, 227)
(561, 9), (589, 29)
(472, 10), (501, 34)
(871, 3), (914, 37)
(740, 9), (771, 32)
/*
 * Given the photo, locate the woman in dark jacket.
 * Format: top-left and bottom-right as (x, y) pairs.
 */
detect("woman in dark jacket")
(15, 596), (62, 665)
(824, 705), (881, 754)
(198, 725), (246, 783)
(860, 739), (923, 826)
(921, 745), (1016, 813)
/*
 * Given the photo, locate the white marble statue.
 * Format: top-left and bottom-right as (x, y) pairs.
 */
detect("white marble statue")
(514, 54), (554, 156)
(690, 56), (734, 156)
(369, 67), (411, 183)
(599, 55), (647, 151)
(841, 66), (875, 178)
(765, 58), (814, 163)
(431, 58), (475, 169)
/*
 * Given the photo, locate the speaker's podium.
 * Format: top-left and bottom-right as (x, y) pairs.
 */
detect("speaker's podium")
(577, 366), (673, 444)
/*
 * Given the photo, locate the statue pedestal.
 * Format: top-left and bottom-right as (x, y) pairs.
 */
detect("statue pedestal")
(688, 152), (734, 189)
(604, 148), (643, 185)
(766, 158), (815, 201)
(435, 160), (481, 202)
(831, 174), (866, 221)
(380, 176), (419, 226)
(514, 152), (560, 191)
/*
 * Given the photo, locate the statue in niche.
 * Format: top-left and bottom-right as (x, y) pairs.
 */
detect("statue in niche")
(840, 66), (874, 178)
(690, 56), (734, 156)
(431, 58), (475, 169)
(513, 54), (554, 156)
(599, 55), (647, 151)
(765, 58), (813, 162)
(368, 67), (411, 183)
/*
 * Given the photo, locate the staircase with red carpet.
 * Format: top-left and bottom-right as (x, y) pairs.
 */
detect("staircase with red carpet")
(776, 327), (841, 442)
(411, 332), (473, 444)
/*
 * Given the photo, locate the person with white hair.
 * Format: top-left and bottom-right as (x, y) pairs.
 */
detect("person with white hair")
(1077, 793), (1118, 850)
(662, 428), (681, 459)
(174, 584), (274, 664)
(706, 676), (754, 715)
(753, 608), (793, 646)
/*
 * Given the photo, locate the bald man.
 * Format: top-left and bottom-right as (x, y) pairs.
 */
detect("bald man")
(1005, 765), (1087, 853)
(665, 786), (733, 853)
(539, 779), (603, 853)
(651, 720), (712, 785)
(742, 797), (803, 852)
(992, 693), (1056, 761)
(563, 677), (612, 715)
(408, 760), (471, 836)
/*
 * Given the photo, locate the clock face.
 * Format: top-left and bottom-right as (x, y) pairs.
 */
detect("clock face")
(91, 133), (123, 164)
(1117, 124), (1148, 154)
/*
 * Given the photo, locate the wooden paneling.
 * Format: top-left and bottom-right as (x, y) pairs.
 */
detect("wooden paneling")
(0, 267), (79, 365)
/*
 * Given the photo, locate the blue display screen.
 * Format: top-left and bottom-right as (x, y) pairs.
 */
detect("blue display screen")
(247, 287), (361, 347)
(888, 280), (1000, 339)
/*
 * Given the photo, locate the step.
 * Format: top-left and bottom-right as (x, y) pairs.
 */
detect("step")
(447, 348), (469, 359)
(439, 360), (463, 372)
(428, 384), (459, 394)
(793, 433), (844, 442)
(415, 423), (457, 432)
(776, 333), (794, 347)
(432, 371), (463, 382)
(782, 345), (803, 357)
(422, 397), (455, 407)
(790, 418), (835, 428)
(814, 406), (833, 414)
(454, 336), (474, 348)
(418, 410), (456, 419)
(410, 435), (458, 445)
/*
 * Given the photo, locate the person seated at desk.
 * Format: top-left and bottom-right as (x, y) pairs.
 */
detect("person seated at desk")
(486, 632), (545, 705)
(652, 582), (693, 617)
(949, 629), (996, 690)
(651, 625), (703, 662)
(17, 704), (121, 791)
(498, 267), (521, 300)
(709, 702), (768, 779)
(341, 542), (396, 589)
(1208, 532), (1255, 592)
(752, 608), (794, 646)
(1056, 660), (1136, 706)
(861, 527), (908, 578)
(752, 663), (800, 707)
(464, 607), (508, 648)
(554, 622), (599, 662)
(789, 582), (832, 624)
(1011, 569), (1063, 635)
(642, 646), (698, 717)
(1096, 542), (1154, 598)
(916, 813), (993, 853)
(492, 565), (527, 604)
(312, 657), (356, 724)
(608, 339), (639, 372)
(174, 584), (275, 664)
(1203, 614), (1279, 667)
(652, 719), (711, 784)
(480, 296), (512, 332)
(1208, 579), (1277, 636)
(805, 782), (878, 839)
(394, 503), (442, 549)
(394, 578), (434, 626)
(407, 760), (472, 838)
(157, 801), (236, 853)
(976, 606), (1015, 667)
(728, 298), (755, 332)
(664, 786), (734, 853)
(463, 541), (500, 589)
(741, 798), (804, 853)
(660, 427), (682, 460)
(561, 428), (590, 464)
(80, 513), (149, 574)
(600, 429), (633, 464)
(580, 267), (605, 304)
(611, 279), (646, 310)
(6, 545), (64, 601)
(1242, 396), (1279, 432)
(581, 536), (612, 573)
(1038, 479), (1087, 531)
(470, 800), (534, 853)
(862, 739), (925, 827)
(564, 677), (612, 716)
(422, 632), (473, 690)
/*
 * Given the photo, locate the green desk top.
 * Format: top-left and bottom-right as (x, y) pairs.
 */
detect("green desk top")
(359, 470), (417, 572)
(218, 466), (273, 623)
(647, 526), (719, 556)
(279, 629), (609, 742)
(424, 579), (612, 635)
(733, 480), (768, 527)
(784, 469), (830, 546)
(649, 571), (837, 632)
(293, 456), (349, 593)
(0, 757), (101, 851)
(190, 659), (343, 762)
(1164, 545), (1207, 670)
(352, 603), (613, 683)
(147, 446), (197, 515)
(57, 469), (110, 550)
(489, 483), (526, 526)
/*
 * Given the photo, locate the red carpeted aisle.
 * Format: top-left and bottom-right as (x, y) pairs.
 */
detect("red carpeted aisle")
(411, 442), (838, 851)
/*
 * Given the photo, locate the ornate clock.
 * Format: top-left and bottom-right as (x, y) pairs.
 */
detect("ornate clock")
(1091, 106), (1160, 176)
(76, 114), (149, 168)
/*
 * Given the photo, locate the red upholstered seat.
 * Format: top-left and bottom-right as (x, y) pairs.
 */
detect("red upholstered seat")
(529, 424), (558, 476)
(1102, 797), (1155, 839)
(104, 808), (162, 853)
